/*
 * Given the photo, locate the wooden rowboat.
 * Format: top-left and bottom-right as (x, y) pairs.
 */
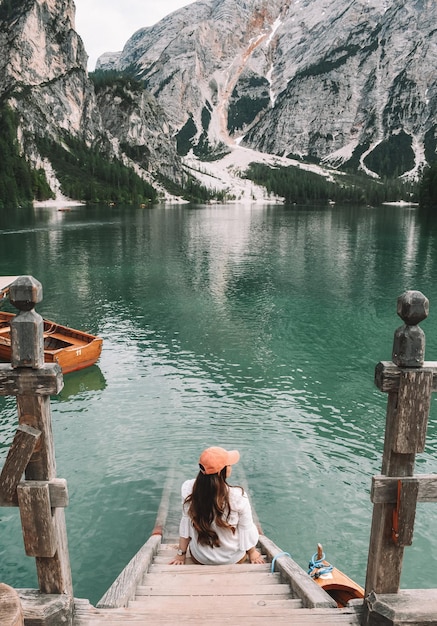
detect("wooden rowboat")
(0, 310), (103, 375)
(0, 276), (102, 374)
(308, 543), (364, 607)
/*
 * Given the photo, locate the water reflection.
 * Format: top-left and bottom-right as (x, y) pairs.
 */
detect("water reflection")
(1, 203), (437, 602)
(54, 366), (107, 402)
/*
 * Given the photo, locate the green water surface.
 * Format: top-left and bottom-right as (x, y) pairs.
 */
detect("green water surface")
(0, 203), (436, 604)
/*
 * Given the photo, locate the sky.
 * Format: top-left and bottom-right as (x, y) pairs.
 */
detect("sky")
(74, 0), (196, 70)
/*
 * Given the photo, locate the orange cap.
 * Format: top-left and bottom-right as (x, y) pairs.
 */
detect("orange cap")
(199, 447), (240, 475)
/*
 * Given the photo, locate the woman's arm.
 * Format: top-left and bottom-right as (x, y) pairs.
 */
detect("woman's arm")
(234, 490), (264, 563)
(169, 536), (190, 565)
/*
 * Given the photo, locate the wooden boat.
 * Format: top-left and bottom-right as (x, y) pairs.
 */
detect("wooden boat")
(0, 310), (103, 375)
(308, 543), (364, 607)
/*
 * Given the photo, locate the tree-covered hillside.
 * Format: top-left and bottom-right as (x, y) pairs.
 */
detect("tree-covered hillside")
(0, 105), (53, 208)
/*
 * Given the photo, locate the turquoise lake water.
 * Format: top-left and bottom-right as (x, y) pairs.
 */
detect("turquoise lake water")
(0, 202), (436, 604)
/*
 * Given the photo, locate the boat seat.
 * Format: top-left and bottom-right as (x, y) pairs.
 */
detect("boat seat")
(44, 332), (88, 348)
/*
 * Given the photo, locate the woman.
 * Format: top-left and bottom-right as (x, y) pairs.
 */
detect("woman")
(170, 446), (264, 565)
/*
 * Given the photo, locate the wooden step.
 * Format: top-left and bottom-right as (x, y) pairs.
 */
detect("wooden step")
(130, 596), (301, 612)
(73, 601), (362, 625)
(72, 539), (362, 624)
(148, 562), (271, 574)
(152, 553), (271, 564)
(138, 581), (290, 594)
(142, 570), (282, 587)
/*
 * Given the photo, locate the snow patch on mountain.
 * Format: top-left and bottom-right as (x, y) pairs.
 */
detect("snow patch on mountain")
(184, 145), (338, 204)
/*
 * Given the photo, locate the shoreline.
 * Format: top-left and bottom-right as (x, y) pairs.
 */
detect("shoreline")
(33, 198), (85, 208)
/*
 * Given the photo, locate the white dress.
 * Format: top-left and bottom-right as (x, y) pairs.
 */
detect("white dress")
(178, 478), (260, 565)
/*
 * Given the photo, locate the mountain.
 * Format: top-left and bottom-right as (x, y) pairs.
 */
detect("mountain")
(98, 0), (437, 180)
(0, 0), (182, 205)
(0, 0), (435, 207)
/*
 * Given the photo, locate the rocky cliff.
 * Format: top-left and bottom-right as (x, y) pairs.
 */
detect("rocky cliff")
(0, 0), (182, 201)
(98, 0), (437, 179)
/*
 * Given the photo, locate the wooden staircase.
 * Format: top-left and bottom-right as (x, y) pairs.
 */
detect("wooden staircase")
(73, 541), (363, 625)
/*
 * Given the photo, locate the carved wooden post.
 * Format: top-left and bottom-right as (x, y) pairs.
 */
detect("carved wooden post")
(0, 276), (72, 598)
(364, 290), (432, 597)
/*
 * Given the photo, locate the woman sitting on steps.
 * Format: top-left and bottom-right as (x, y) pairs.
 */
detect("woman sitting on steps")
(170, 446), (264, 565)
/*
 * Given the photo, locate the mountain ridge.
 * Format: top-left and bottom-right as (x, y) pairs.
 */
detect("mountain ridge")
(0, 0), (435, 206)
(98, 0), (437, 181)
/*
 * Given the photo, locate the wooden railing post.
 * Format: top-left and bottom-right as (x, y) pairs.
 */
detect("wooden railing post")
(364, 290), (432, 597)
(0, 276), (72, 600)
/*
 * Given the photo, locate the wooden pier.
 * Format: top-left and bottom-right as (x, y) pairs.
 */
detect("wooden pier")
(72, 537), (363, 625)
(1, 277), (437, 625)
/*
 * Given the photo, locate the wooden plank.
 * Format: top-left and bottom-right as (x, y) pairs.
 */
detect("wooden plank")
(371, 474), (437, 503)
(35, 507), (73, 595)
(73, 616), (361, 626)
(152, 554), (270, 565)
(17, 397), (56, 480)
(374, 361), (437, 393)
(72, 598), (362, 625)
(0, 363), (63, 396)
(365, 589), (437, 624)
(0, 478), (69, 508)
(0, 584), (23, 626)
(258, 535), (337, 609)
(136, 583), (291, 596)
(18, 589), (73, 625)
(17, 482), (57, 557)
(393, 370), (432, 453)
(0, 424), (41, 502)
(365, 394), (406, 596)
(73, 607), (362, 626)
(127, 596), (302, 614)
(0, 276), (19, 292)
(141, 571), (281, 586)
(16, 396), (73, 596)
(392, 479), (419, 547)
(148, 562), (271, 574)
(97, 534), (162, 608)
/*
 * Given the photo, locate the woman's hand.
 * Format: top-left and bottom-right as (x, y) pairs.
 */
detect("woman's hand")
(169, 537), (190, 565)
(247, 547), (265, 564)
(169, 553), (186, 565)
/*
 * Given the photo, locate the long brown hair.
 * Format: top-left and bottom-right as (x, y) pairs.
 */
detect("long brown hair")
(185, 467), (238, 547)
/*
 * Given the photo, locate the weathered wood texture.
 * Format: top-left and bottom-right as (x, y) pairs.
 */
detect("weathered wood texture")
(11, 310), (44, 369)
(363, 589), (437, 626)
(18, 589), (73, 626)
(74, 600), (363, 625)
(0, 424), (41, 502)
(258, 534), (337, 609)
(374, 362), (437, 393)
(72, 542), (362, 625)
(0, 584), (24, 626)
(371, 475), (437, 504)
(365, 291), (435, 600)
(393, 370), (432, 453)
(17, 398), (56, 480)
(16, 394), (72, 595)
(0, 276), (72, 601)
(0, 478), (68, 509)
(391, 479), (419, 547)
(0, 363), (63, 396)
(17, 482), (57, 557)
